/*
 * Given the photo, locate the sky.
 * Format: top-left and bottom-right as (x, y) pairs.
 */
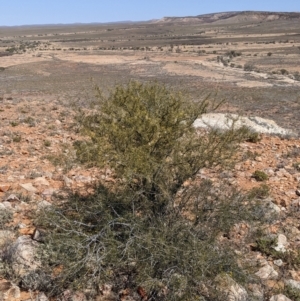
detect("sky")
(1, 0), (299, 26)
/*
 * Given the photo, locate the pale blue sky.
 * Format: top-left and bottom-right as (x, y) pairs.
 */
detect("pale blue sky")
(1, 0), (299, 26)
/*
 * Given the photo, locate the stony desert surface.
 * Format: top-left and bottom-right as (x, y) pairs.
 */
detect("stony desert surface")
(1, 11), (300, 301)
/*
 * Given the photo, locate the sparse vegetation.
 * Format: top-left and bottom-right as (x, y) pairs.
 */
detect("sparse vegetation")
(22, 116), (36, 127)
(247, 183), (270, 199)
(35, 81), (263, 300)
(244, 63), (255, 71)
(252, 170), (269, 181)
(10, 121), (19, 127)
(226, 50), (242, 58)
(283, 285), (300, 301)
(43, 140), (51, 147)
(293, 162), (300, 171)
(0, 209), (13, 230)
(245, 131), (261, 143)
(1, 11), (300, 301)
(12, 134), (21, 143)
(280, 69), (289, 75)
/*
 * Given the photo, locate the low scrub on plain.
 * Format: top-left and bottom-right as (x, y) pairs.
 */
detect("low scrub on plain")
(33, 81), (268, 300)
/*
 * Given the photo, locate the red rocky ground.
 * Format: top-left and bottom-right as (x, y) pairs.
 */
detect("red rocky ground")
(0, 98), (300, 300)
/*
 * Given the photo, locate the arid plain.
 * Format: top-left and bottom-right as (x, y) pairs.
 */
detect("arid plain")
(1, 12), (300, 132)
(1, 11), (300, 301)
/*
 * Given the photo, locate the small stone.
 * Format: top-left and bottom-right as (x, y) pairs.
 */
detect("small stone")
(215, 274), (248, 301)
(248, 283), (264, 301)
(19, 183), (37, 193)
(7, 176), (14, 182)
(255, 264), (278, 280)
(19, 227), (35, 236)
(0, 184), (10, 192)
(105, 177), (116, 183)
(284, 279), (300, 290)
(273, 234), (288, 252)
(74, 175), (92, 183)
(42, 188), (55, 197)
(36, 292), (49, 301)
(0, 281), (11, 292)
(44, 172), (53, 179)
(63, 175), (73, 187)
(37, 200), (52, 210)
(270, 294), (292, 301)
(5, 235), (39, 276)
(274, 259), (283, 267)
(32, 228), (46, 242)
(2, 201), (13, 209)
(4, 194), (20, 202)
(34, 177), (50, 186)
(62, 290), (87, 301)
(265, 198), (281, 215)
(0, 281), (21, 300)
(296, 189), (300, 196)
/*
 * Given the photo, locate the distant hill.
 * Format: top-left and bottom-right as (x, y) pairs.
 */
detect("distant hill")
(155, 11), (300, 24)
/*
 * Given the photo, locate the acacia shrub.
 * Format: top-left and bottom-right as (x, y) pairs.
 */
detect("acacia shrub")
(75, 80), (249, 213)
(34, 81), (266, 300)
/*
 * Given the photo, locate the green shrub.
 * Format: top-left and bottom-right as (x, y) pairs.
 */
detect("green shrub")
(283, 285), (300, 301)
(244, 64), (255, 71)
(247, 184), (270, 199)
(36, 81), (262, 299)
(293, 162), (300, 171)
(12, 134), (21, 143)
(280, 69), (289, 75)
(23, 116), (36, 127)
(252, 170), (268, 181)
(0, 209), (13, 229)
(226, 50), (241, 58)
(75, 80), (248, 214)
(43, 140), (51, 147)
(254, 236), (278, 256)
(10, 121), (19, 127)
(294, 72), (300, 81)
(244, 130), (261, 143)
(37, 181), (262, 299)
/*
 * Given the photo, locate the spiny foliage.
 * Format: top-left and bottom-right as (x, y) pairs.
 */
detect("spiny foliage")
(33, 81), (266, 300)
(75, 80), (249, 213)
(37, 181), (262, 300)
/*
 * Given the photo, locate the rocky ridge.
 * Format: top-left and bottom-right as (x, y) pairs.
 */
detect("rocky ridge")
(156, 11), (300, 24)
(0, 98), (300, 300)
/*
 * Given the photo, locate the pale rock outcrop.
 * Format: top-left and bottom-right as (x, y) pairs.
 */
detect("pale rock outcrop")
(194, 113), (294, 136)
